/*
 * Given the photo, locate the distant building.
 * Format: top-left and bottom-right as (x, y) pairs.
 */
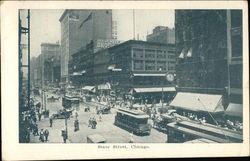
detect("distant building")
(70, 40), (176, 103)
(112, 21), (118, 39)
(39, 43), (61, 86)
(59, 10), (113, 84)
(30, 57), (39, 87)
(172, 10), (242, 115)
(147, 26), (175, 44)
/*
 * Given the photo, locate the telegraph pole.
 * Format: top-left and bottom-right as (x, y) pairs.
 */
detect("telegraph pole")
(226, 10), (232, 97)
(27, 10), (31, 108)
(19, 9), (31, 143)
(133, 10), (135, 40)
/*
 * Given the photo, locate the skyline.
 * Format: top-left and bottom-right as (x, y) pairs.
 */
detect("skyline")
(21, 9), (175, 58)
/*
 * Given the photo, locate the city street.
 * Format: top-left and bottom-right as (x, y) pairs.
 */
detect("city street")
(30, 92), (167, 143)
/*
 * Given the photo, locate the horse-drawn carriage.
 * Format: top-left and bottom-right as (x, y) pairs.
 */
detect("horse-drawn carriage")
(97, 106), (111, 114)
(47, 95), (60, 102)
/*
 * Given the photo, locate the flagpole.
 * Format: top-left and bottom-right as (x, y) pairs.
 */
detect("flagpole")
(133, 10), (135, 40)
(92, 11), (94, 42)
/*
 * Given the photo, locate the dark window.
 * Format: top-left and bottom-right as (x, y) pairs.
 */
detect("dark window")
(133, 60), (144, 70)
(231, 10), (242, 28)
(145, 61), (155, 70)
(133, 48), (144, 58)
(157, 50), (166, 59)
(145, 49), (155, 58)
(156, 61), (166, 71)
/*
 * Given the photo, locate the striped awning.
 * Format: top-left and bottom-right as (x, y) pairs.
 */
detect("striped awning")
(133, 73), (166, 77)
(170, 92), (224, 113)
(133, 87), (176, 93)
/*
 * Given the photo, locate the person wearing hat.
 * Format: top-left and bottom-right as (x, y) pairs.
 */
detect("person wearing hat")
(44, 129), (49, 142)
(39, 129), (45, 142)
(61, 129), (67, 143)
(129, 132), (134, 143)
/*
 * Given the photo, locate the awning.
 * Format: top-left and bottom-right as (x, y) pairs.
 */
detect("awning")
(72, 70), (86, 76)
(133, 87), (176, 93)
(81, 70), (86, 74)
(169, 92), (224, 113)
(112, 68), (122, 71)
(97, 83), (111, 90)
(133, 73), (166, 77)
(82, 86), (95, 91)
(107, 64), (115, 70)
(225, 103), (243, 118)
(73, 72), (81, 76)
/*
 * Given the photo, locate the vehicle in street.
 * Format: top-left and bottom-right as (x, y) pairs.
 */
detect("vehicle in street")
(97, 106), (111, 114)
(87, 134), (106, 143)
(33, 87), (40, 96)
(154, 110), (177, 133)
(47, 95), (60, 102)
(114, 108), (151, 135)
(52, 109), (72, 119)
(62, 96), (80, 110)
(166, 120), (243, 143)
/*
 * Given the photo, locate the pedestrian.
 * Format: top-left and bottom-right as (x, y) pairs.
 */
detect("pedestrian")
(75, 111), (78, 119)
(92, 118), (97, 129)
(129, 132), (134, 143)
(44, 129), (49, 142)
(38, 113), (42, 121)
(98, 113), (102, 122)
(33, 124), (39, 136)
(202, 117), (206, 124)
(39, 129), (45, 142)
(26, 129), (30, 143)
(61, 129), (67, 143)
(74, 119), (79, 132)
(33, 115), (37, 123)
(49, 117), (53, 127)
(88, 117), (92, 127)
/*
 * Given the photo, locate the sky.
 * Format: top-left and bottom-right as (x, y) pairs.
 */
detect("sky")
(20, 9), (175, 58)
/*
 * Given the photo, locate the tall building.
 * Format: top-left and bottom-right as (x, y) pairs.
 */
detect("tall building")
(59, 10), (113, 84)
(112, 21), (118, 39)
(147, 26), (175, 44)
(172, 10), (242, 117)
(93, 40), (176, 103)
(40, 43), (61, 86)
(69, 40), (176, 103)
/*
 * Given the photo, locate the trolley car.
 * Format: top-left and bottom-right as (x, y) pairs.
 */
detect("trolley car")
(114, 108), (151, 135)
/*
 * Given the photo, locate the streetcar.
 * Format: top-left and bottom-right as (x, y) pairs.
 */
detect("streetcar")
(114, 108), (151, 135)
(62, 95), (80, 110)
(166, 120), (243, 143)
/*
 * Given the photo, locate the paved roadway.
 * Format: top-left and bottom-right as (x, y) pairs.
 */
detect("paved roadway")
(30, 93), (167, 143)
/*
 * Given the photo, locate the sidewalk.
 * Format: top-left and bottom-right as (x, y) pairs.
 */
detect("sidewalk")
(30, 117), (71, 143)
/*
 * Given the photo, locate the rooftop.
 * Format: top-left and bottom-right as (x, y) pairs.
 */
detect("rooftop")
(41, 42), (60, 46)
(59, 10), (69, 22)
(109, 40), (175, 50)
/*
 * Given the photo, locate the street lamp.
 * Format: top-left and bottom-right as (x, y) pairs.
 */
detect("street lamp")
(158, 68), (164, 109)
(51, 58), (54, 85)
(63, 108), (70, 141)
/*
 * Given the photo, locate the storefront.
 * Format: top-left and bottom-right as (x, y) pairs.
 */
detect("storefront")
(131, 87), (176, 104)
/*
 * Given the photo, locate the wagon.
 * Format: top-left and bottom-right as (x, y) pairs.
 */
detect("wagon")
(87, 134), (106, 143)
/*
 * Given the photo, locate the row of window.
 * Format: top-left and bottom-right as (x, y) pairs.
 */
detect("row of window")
(133, 60), (175, 71)
(133, 49), (175, 59)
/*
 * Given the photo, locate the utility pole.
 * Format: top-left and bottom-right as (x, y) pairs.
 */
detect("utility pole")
(18, 9), (31, 143)
(133, 10), (135, 40)
(27, 10), (31, 108)
(226, 10), (232, 97)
